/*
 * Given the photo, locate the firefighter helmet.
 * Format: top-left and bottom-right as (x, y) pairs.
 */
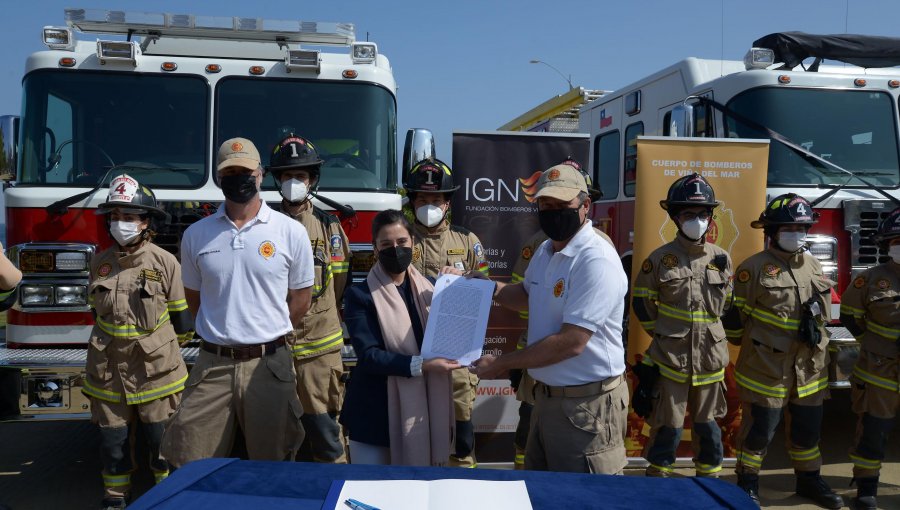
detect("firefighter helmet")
(557, 157), (602, 201)
(659, 173), (720, 212)
(404, 158), (459, 195)
(267, 134), (324, 177)
(97, 174), (166, 220)
(873, 207), (900, 246)
(751, 193), (818, 229)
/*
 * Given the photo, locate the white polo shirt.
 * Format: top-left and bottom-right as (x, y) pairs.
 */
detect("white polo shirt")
(524, 221), (627, 386)
(181, 201), (314, 346)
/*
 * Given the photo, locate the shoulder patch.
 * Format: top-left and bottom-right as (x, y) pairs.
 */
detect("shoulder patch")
(521, 246), (533, 261)
(661, 253), (678, 269)
(853, 276), (866, 289)
(473, 242), (485, 259)
(641, 259), (653, 274)
(737, 270), (751, 283)
(763, 263), (781, 277)
(412, 246), (422, 263)
(97, 263), (112, 278)
(877, 279), (891, 290)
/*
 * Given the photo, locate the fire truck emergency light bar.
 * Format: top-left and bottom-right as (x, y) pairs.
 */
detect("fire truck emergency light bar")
(63, 8), (356, 46)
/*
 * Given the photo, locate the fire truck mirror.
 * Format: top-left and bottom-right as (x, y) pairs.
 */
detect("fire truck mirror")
(0, 115), (19, 181)
(668, 104), (694, 138)
(402, 128), (435, 183)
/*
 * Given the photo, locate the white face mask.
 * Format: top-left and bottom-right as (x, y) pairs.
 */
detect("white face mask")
(889, 245), (900, 263)
(416, 204), (445, 228)
(680, 218), (709, 241)
(280, 178), (309, 203)
(110, 221), (143, 246)
(777, 231), (807, 252)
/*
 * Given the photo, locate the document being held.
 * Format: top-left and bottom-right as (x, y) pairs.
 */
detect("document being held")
(421, 274), (495, 366)
(325, 479), (533, 510)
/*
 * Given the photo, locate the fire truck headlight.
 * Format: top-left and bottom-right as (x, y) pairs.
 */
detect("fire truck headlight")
(744, 47), (775, 70)
(56, 285), (87, 306)
(351, 42), (377, 64)
(806, 235), (837, 262)
(20, 285), (54, 306)
(43, 26), (75, 51)
(55, 252), (88, 271)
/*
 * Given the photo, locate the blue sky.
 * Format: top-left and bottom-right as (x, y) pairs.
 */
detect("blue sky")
(3, 0), (900, 166)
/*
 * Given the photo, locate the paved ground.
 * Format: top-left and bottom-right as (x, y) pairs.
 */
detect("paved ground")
(1, 390), (898, 509)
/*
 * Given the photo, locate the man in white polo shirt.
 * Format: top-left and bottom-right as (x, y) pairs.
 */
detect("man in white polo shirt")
(469, 162), (629, 474)
(161, 138), (314, 466)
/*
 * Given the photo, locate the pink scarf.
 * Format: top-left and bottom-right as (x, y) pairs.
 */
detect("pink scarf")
(367, 262), (454, 466)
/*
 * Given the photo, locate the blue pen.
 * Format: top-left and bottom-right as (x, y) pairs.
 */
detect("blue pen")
(344, 498), (382, 510)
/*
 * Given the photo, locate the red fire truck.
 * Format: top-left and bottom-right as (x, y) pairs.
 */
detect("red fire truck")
(0, 8), (433, 418)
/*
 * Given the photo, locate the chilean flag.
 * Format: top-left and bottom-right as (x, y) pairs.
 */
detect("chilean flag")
(600, 109), (613, 128)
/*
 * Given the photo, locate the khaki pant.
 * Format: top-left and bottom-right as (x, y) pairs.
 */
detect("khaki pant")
(849, 349), (899, 478)
(294, 350), (347, 463)
(525, 376), (628, 474)
(160, 346), (304, 467)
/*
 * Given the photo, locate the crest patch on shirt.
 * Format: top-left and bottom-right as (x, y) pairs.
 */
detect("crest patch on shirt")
(763, 264), (781, 277)
(737, 270), (751, 283)
(661, 254), (678, 269)
(447, 248), (466, 256)
(522, 246), (533, 261)
(141, 269), (162, 282)
(330, 234), (342, 252)
(413, 246), (422, 263)
(641, 259), (653, 274)
(259, 241), (276, 260)
(97, 263), (112, 278)
(853, 276), (866, 289)
(877, 279), (891, 290)
(473, 242), (485, 259)
(553, 278), (565, 298)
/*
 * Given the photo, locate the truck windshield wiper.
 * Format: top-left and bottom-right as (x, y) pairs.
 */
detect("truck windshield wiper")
(46, 165), (119, 216)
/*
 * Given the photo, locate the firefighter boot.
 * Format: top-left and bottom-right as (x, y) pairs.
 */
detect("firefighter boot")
(737, 473), (760, 507)
(100, 426), (132, 503)
(852, 477), (878, 510)
(142, 421), (170, 484)
(795, 470), (843, 509)
(100, 498), (127, 510)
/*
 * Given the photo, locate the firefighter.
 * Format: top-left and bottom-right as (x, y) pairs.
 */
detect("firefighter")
(405, 158), (488, 467)
(632, 173), (733, 478)
(267, 134), (351, 463)
(84, 175), (192, 510)
(725, 193), (840, 509)
(840, 206), (900, 510)
(508, 158), (609, 469)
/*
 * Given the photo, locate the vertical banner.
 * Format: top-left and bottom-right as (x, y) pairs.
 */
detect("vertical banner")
(452, 131), (589, 434)
(625, 136), (769, 459)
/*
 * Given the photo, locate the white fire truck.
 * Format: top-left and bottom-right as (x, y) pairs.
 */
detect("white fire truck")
(580, 33), (900, 386)
(0, 8), (433, 419)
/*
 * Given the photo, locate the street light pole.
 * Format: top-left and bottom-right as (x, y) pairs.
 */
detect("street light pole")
(529, 59), (574, 90)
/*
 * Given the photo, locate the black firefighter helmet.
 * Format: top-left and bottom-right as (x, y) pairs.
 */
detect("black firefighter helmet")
(873, 206), (900, 247)
(267, 134), (324, 179)
(660, 173), (720, 214)
(96, 174), (166, 220)
(404, 158), (459, 196)
(750, 193), (819, 230)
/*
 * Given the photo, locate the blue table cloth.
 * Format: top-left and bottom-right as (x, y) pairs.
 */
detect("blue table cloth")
(130, 458), (756, 510)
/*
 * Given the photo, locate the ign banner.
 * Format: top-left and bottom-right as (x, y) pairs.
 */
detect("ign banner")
(625, 136), (769, 459)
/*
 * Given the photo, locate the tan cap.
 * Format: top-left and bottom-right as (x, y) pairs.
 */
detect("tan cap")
(217, 137), (261, 172)
(534, 163), (588, 202)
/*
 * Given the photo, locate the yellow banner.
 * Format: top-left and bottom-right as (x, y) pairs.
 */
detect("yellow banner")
(624, 136), (769, 459)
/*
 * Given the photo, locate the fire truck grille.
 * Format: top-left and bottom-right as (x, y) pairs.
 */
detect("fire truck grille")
(844, 200), (893, 274)
(156, 200), (223, 260)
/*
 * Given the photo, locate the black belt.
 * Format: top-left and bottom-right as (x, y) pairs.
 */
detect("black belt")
(201, 336), (286, 360)
(538, 374), (623, 398)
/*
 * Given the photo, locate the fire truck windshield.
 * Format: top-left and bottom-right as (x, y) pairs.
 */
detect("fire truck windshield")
(215, 78), (397, 192)
(726, 87), (900, 188)
(17, 70), (208, 188)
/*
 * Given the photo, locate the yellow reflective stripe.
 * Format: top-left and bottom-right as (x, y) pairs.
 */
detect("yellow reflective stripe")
(849, 454), (881, 470)
(641, 357), (655, 367)
(748, 307), (800, 331)
(0, 288), (15, 301)
(650, 463), (674, 473)
(735, 370), (789, 398)
(166, 299), (188, 312)
(737, 450), (763, 468)
(796, 377), (829, 398)
(477, 265), (490, 275)
(153, 470), (169, 483)
(177, 331), (194, 344)
(653, 359), (688, 384)
(96, 310), (171, 338)
(695, 462), (722, 474)
(658, 302), (719, 323)
(312, 265), (335, 294)
(839, 304), (865, 317)
(331, 261), (350, 273)
(518, 311), (529, 319)
(725, 328), (744, 338)
(125, 374), (188, 405)
(789, 446), (821, 462)
(867, 320), (900, 341)
(692, 369), (725, 386)
(853, 365), (900, 392)
(632, 287), (658, 299)
(291, 330), (344, 356)
(103, 473), (131, 488)
(514, 454), (525, 465)
(639, 320), (656, 330)
(733, 296), (747, 307)
(82, 380), (122, 403)
(511, 273), (525, 284)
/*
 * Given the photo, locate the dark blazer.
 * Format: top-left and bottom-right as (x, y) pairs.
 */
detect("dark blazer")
(340, 281), (419, 447)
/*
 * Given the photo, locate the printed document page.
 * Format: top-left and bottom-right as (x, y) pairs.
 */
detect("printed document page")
(421, 274), (494, 366)
(329, 479), (532, 510)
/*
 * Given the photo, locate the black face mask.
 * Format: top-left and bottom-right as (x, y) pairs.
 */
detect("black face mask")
(378, 246), (413, 275)
(220, 173), (258, 203)
(538, 207), (583, 242)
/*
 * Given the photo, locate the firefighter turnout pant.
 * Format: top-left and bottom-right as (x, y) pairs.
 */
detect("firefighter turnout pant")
(91, 394), (178, 498)
(513, 370), (537, 469)
(849, 349), (899, 478)
(449, 369), (479, 467)
(294, 350), (347, 463)
(643, 374), (726, 477)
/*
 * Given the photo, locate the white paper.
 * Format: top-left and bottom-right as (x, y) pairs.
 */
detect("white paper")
(334, 479), (532, 510)
(421, 274), (495, 366)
